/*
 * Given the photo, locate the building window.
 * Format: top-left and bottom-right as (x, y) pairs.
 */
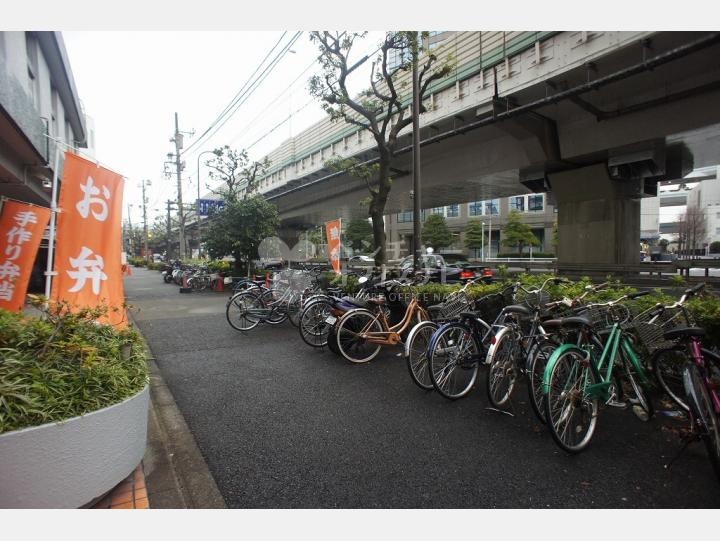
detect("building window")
(446, 204), (459, 218)
(528, 194), (544, 212)
(431, 207), (445, 216)
(468, 201), (483, 216)
(510, 196), (525, 212)
(26, 35), (40, 110)
(397, 211), (413, 223)
(485, 199), (499, 215)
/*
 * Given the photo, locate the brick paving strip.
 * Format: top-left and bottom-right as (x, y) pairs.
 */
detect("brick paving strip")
(91, 464), (149, 509)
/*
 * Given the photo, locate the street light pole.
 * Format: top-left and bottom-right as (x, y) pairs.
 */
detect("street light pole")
(481, 221), (485, 262)
(174, 113), (186, 260)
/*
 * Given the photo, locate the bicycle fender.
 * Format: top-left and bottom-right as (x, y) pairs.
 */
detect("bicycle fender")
(404, 320), (438, 358)
(485, 326), (511, 366)
(542, 344), (585, 394)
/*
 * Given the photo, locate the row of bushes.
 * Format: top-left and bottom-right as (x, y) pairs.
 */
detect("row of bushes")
(130, 257), (234, 275)
(320, 271), (719, 348)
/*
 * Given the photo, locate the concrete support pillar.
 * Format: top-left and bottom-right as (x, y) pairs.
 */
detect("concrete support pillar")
(548, 163), (640, 265)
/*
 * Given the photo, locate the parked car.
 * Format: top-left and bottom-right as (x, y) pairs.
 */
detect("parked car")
(347, 255), (376, 268)
(396, 254), (461, 283)
(440, 253), (493, 282)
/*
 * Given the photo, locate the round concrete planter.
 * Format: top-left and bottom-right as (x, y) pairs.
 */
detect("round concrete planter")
(0, 385), (149, 508)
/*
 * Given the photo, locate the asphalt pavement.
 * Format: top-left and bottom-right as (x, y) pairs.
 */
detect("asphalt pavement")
(125, 267), (720, 508)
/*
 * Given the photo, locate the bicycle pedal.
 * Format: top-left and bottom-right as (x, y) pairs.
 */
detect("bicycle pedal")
(606, 399), (628, 409)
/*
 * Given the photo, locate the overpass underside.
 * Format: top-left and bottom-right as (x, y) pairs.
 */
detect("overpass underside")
(273, 32), (720, 265)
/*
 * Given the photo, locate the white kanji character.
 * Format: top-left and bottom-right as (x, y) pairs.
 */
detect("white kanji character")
(66, 246), (107, 294)
(6, 226), (32, 245)
(0, 281), (14, 301)
(0, 261), (20, 280)
(14, 211), (37, 227)
(4, 245), (21, 261)
(76, 176), (111, 221)
(330, 246), (339, 261)
(330, 226), (339, 241)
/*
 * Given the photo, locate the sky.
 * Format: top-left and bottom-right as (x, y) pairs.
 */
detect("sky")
(62, 31), (385, 227)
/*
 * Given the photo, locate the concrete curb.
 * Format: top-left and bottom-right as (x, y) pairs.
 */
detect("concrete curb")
(130, 310), (226, 509)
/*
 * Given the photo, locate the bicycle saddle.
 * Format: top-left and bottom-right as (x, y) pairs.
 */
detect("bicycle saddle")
(559, 316), (592, 329)
(341, 296), (369, 309)
(502, 304), (532, 316)
(663, 327), (705, 341)
(541, 319), (562, 329)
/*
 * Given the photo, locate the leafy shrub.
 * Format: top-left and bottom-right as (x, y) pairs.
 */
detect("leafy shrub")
(128, 256), (146, 267)
(146, 262), (164, 271)
(207, 260), (232, 275)
(0, 302), (149, 434)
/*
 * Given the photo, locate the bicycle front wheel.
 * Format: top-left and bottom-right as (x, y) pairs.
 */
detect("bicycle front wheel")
(259, 289), (288, 325)
(652, 347), (690, 412)
(428, 323), (480, 400)
(405, 321), (438, 391)
(336, 309), (383, 363)
(684, 362), (720, 481)
(544, 348), (599, 453)
(225, 292), (262, 332)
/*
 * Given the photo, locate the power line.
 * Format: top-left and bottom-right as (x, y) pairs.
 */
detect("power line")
(182, 32), (302, 157)
(180, 31), (289, 156)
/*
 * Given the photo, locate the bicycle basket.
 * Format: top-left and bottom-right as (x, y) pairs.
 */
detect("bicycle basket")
(473, 292), (507, 323)
(439, 290), (471, 319)
(632, 305), (695, 353)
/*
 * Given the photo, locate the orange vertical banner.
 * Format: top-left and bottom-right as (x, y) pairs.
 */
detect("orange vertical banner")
(325, 218), (341, 274)
(50, 153), (126, 327)
(0, 199), (51, 312)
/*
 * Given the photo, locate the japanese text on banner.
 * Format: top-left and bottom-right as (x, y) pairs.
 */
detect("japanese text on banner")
(0, 200), (51, 312)
(325, 219), (342, 274)
(50, 153), (126, 327)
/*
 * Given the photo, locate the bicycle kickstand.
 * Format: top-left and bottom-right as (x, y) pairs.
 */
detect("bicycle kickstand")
(664, 430), (697, 471)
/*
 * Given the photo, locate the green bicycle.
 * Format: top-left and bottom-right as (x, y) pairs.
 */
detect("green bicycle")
(542, 291), (654, 453)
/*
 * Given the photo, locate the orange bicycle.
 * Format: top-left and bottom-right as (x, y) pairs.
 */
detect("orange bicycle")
(335, 279), (428, 363)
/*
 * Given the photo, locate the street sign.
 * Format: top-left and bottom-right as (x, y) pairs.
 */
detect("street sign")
(196, 199), (225, 216)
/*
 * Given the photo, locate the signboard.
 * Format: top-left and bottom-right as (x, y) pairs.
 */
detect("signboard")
(196, 199), (226, 216)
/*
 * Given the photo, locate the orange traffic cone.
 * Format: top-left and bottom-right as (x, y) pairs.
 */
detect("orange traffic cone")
(182, 274), (188, 288)
(214, 275), (224, 292)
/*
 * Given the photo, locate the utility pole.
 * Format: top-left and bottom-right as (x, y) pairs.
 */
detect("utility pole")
(412, 32), (422, 272)
(174, 113), (186, 260)
(166, 199), (173, 260)
(140, 179), (151, 263)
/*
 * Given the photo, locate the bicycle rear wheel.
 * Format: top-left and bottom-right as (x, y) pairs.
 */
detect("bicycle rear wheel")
(299, 299), (332, 348)
(225, 292), (262, 332)
(652, 347), (690, 412)
(544, 348), (598, 453)
(527, 338), (557, 424)
(259, 289), (288, 325)
(684, 362), (720, 481)
(405, 321), (438, 391)
(486, 327), (519, 409)
(428, 323), (480, 400)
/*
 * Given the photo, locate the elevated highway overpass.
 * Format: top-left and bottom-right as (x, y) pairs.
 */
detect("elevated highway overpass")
(255, 31), (720, 265)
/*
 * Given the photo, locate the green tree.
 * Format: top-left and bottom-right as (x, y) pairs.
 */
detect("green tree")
(501, 209), (540, 254)
(204, 145), (270, 203)
(551, 219), (558, 250)
(464, 219), (487, 255)
(345, 218), (373, 252)
(422, 214), (452, 250)
(309, 31), (452, 265)
(710, 240), (720, 254)
(202, 195), (279, 275)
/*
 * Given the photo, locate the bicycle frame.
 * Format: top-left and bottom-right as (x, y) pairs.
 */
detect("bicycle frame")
(689, 337), (720, 413)
(542, 322), (650, 402)
(352, 297), (428, 346)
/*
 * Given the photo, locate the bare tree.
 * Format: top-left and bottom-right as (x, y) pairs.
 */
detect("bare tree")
(677, 206), (707, 258)
(308, 31), (452, 265)
(205, 145), (270, 203)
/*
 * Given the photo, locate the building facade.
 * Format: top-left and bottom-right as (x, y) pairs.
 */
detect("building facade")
(385, 192), (556, 260)
(0, 31), (87, 207)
